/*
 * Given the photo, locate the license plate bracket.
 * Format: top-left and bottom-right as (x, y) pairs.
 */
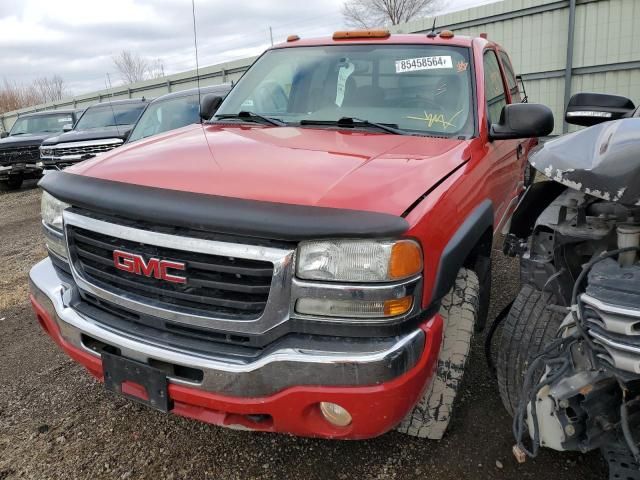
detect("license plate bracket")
(102, 352), (170, 412)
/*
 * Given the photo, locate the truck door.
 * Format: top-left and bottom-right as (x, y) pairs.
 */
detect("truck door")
(483, 49), (521, 229)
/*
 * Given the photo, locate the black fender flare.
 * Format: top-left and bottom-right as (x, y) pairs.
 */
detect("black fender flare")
(432, 199), (494, 301)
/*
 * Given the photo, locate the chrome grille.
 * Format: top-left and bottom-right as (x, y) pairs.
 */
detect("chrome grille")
(62, 210), (295, 337)
(67, 224), (273, 319)
(41, 139), (123, 160)
(0, 145), (39, 164)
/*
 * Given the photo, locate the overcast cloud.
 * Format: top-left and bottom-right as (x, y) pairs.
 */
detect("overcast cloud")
(0, 0), (500, 95)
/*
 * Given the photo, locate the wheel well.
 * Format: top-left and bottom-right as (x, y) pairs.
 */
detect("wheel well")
(464, 227), (493, 270)
(432, 200), (493, 301)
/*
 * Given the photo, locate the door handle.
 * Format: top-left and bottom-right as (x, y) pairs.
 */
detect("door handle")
(516, 143), (524, 159)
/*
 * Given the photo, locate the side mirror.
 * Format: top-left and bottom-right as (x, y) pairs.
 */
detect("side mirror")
(0, 131), (8, 139)
(490, 103), (554, 140)
(200, 94), (223, 121)
(62, 124), (73, 132)
(565, 92), (635, 126)
(122, 129), (133, 142)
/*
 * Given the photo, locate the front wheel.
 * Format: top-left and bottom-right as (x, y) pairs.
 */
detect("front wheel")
(496, 284), (564, 416)
(0, 175), (24, 191)
(397, 268), (479, 439)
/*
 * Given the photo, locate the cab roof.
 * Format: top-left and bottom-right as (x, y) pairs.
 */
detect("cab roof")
(273, 33), (491, 50)
(17, 109), (76, 119)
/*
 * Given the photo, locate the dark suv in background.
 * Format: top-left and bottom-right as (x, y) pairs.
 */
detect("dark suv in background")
(39, 98), (148, 171)
(0, 109), (79, 190)
(127, 84), (232, 143)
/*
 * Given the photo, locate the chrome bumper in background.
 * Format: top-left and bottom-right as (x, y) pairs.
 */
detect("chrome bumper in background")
(29, 258), (426, 397)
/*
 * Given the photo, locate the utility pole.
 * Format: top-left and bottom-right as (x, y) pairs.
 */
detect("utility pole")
(269, 26), (274, 46)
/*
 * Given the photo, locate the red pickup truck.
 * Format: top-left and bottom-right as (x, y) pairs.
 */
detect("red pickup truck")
(29, 30), (552, 440)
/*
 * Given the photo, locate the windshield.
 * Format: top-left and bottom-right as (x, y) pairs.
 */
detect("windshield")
(216, 44), (474, 136)
(128, 94), (201, 142)
(75, 103), (146, 130)
(10, 113), (74, 135)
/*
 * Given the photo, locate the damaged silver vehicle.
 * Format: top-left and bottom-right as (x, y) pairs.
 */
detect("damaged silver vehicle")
(491, 92), (640, 479)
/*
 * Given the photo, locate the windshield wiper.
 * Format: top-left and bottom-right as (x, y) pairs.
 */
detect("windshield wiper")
(300, 117), (408, 135)
(212, 111), (287, 127)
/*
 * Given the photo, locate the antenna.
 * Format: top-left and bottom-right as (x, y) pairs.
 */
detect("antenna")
(427, 17), (437, 38)
(191, 0), (203, 122)
(105, 72), (121, 137)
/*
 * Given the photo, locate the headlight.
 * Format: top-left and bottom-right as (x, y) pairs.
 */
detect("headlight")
(296, 239), (422, 282)
(41, 191), (70, 260)
(41, 191), (69, 231)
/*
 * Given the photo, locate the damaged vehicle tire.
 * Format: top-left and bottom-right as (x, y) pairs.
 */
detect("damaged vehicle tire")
(496, 284), (565, 416)
(397, 268), (479, 439)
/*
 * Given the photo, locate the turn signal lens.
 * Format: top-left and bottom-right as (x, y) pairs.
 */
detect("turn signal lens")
(389, 240), (423, 280)
(319, 402), (352, 427)
(383, 296), (413, 316)
(439, 30), (455, 38)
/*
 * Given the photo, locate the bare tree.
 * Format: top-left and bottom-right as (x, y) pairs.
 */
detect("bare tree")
(147, 58), (166, 79)
(32, 75), (67, 103)
(0, 76), (68, 114)
(112, 50), (166, 85)
(342, 0), (440, 28)
(112, 50), (149, 84)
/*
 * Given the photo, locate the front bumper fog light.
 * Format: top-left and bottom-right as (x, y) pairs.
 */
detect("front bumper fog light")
(295, 296), (412, 320)
(319, 402), (352, 427)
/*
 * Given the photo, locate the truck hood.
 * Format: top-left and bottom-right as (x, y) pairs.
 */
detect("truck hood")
(0, 132), (54, 149)
(531, 118), (640, 206)
(69, 124), (470, 216)
(42, 125), (133, 146)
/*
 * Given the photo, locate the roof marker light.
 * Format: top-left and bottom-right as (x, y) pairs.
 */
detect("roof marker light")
(287, 35), (300, 42)
(439, 30), (454, 39)
(333, 29), (391, 40)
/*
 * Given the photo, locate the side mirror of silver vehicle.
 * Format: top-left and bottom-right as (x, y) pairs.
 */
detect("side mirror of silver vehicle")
(200, 95), (224, 121)
(0, 131), (8, 139)
(565, 92), (635, 127)
(490, 103), (554, 140)
(62, 124), (73, 132)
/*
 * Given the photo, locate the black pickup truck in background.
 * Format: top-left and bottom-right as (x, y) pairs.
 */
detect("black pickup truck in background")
(38, 98), (148, 171)
(0, 109), (79, 190)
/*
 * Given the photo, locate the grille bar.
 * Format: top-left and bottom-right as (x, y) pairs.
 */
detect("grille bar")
(0, 145), (40, 164)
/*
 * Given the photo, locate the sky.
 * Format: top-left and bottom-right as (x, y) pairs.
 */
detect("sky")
(0, 0), (501, 95)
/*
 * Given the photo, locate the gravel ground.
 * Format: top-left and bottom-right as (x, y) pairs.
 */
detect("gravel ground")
(0, 181), (606, 480)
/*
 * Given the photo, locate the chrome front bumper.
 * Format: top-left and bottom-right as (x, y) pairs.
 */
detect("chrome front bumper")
(29, 258), (427, 397)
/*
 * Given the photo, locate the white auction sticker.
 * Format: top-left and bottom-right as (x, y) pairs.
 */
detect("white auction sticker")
(395, 56), (453, 73)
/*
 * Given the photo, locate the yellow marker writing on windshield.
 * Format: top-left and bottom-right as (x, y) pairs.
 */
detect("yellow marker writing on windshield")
(406, 109), (463, 130)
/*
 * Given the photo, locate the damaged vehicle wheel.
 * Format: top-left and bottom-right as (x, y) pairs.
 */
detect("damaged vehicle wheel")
(496, 284), (564, 416)
(397, 268), (479, 439)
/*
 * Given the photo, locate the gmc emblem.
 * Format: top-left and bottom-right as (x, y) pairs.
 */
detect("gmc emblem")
(113, 250), (187, 284)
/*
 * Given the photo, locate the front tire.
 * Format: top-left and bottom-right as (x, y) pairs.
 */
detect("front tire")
(397, 268), (479, 439)
(0, 175), (24, 191)
(496, 284), (564, 416)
